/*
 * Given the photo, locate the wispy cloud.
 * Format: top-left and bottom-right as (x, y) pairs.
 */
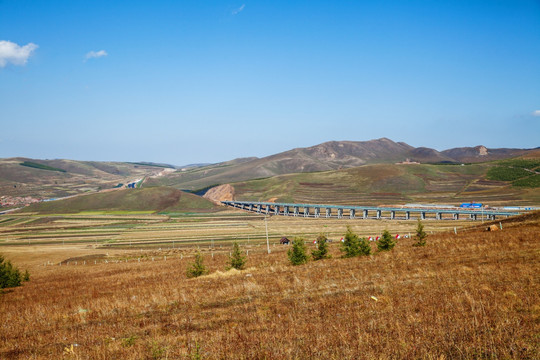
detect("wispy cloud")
(533, 110), (540, 117)
(85, 50), (108, 61)
(0, 40), (38, 68)
(232, 4), (245, 15)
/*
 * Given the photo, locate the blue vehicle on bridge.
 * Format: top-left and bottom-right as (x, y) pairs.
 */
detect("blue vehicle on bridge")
(460, 203), (483, 208)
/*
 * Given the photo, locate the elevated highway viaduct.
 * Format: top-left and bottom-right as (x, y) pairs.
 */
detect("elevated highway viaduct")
(222, 201), (520, 221)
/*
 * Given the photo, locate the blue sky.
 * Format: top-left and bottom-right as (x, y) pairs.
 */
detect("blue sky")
(1, 0), (539, 165)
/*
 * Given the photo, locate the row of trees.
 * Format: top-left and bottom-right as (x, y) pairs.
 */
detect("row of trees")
(186, 220), (429, 276)
(0, 255), (29, 290)
(288, 220), (428, 265)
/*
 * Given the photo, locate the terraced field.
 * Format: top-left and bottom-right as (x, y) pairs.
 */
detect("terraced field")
(0, 210), (478, 268)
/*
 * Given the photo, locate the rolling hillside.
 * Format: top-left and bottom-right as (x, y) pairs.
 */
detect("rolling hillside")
(0, 158), (175, 205)
(147, 138), (538, 191)
(18, 187), (222, 214)
(2, 139), (537, 208)
(223, 161), (540, 207)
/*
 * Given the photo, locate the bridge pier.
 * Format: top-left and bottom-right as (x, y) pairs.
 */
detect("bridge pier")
(390, 211), (395, 220)
(405, 211), (410, 220)
(363, 209), (368, 219)
(350, 209), (355, 219)
(284, 206), (289, 216)
(325, 208), (331, 218)
(436, 213), (442, 220)
(274, 205), (280, 215)
(421, 212), (426, 220)
(294, 206), (299, 217)
(470, 214), (477, 220)
(453, 213), (459, 220)
(265, 205), (271, 215)
(304, 207), (310, 217)
(314, 207), (320, 218)
(257, 204), (262, 214)
(337, 208), (343, 219)
(376, 210), (381, 219)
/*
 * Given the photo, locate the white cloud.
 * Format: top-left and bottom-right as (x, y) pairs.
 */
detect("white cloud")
(533, 110), (540, 117)
(85, 50), (108, 60)
(232, 4), (245, 15)
(0, 40), (38, 68)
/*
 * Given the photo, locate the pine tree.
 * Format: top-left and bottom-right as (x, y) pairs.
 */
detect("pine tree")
(0, 255), (22, 289)
(358, 236), (372, 256)
(413, 219), (427, 247)
(340, 226), (361, 258)
(377, 230), (396, 251)
(288, 237), (309, 265)
(186, 252), (207, 278)
(227, 242), (247, 270)
(312, 234), (330, 260)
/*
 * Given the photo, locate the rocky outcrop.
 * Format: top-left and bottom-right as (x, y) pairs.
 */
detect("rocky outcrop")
(203, 184), (235, 204)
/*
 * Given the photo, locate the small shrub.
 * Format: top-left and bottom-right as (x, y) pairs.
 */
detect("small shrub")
(149, 340), (167, 360)
(312, 234), (330, 260)
(288, 237), (309, 265)
(122, 335), (137, 347)
(377, 230), (395, 251)
(189, 341), (202, 360)
(0, 255), (23, 289)
(227, 242), (247, 270)
(413, 220), (427, 247)
(340, 226), (361, 257)
(358, 236), (372, 256)
(186, 252), (207, 278)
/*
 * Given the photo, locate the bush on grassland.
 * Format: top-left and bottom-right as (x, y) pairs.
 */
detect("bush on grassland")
(377, 230), (396, 251)
(288, 237), (309, 265)
(186, 252), (207, 278)
(0, 255), (26, 289)
(227, 242), (247, 270)
(312, 233), (331, 260)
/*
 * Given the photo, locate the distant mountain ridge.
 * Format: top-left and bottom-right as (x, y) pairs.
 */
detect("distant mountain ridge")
(146, 138), (538, 190)
(2, 139), (538, 200)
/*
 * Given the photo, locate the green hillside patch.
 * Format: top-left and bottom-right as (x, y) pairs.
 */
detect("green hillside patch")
(512, 175), (540, 188)
(18, 187), (222, 214)
(498, 159), (540, 170)
(19, 161), (66, 173)
(486, 166), (531, 181)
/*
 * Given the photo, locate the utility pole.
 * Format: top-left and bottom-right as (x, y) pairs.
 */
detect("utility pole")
(265, 215), (270, 254)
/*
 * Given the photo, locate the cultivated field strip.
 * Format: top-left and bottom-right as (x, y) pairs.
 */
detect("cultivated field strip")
(0, 212), (474, 251)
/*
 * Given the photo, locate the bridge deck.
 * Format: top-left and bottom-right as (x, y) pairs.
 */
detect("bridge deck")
(222, 200), (519, 219)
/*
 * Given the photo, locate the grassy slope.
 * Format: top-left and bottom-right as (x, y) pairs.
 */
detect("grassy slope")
(18, 187), (221, 214)
(231, 163), (540, 206)
(0, 212), (538, 359)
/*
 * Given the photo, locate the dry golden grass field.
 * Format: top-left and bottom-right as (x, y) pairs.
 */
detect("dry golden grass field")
(0, 210), (539, 359)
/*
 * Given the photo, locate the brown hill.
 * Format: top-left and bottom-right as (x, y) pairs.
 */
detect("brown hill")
(148, 138), (538, 191)
(441, 145), (533, 163)
(147, 138), (450, 190)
